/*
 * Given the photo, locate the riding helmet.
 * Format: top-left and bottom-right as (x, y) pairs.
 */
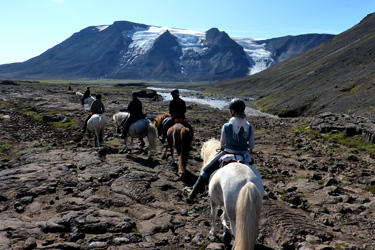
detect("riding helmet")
(171, 89), (179, 96)
(131, 91), (138, 97)
(229, 98), (246, 112)
(87, 86), (90, 89)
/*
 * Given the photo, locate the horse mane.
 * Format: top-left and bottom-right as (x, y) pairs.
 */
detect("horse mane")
(154, 113), (170, 126)
(200, 138), (221, 171)
(154, 113), (171, 135)
(113, 112), (129, 124)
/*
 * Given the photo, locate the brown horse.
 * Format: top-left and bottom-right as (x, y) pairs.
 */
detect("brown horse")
(154, 114), (194, 177)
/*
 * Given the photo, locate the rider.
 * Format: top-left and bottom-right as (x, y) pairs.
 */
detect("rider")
(81, 86), (91, 105)
(82, 94), (105, 133)
(160, 89), (187, 144)
(184, 98), (254, 202)
(120, 91), (145, 139)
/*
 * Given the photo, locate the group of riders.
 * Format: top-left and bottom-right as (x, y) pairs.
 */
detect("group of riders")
(80, 86), (254, 202)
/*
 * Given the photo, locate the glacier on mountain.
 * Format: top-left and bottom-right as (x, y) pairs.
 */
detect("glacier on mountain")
(116, 25), (273, 76)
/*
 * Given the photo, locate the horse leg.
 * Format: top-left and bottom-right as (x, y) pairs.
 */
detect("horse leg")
(169, 143), (176, 165)
(221, 210), (232, 243)
(87, 132), (92, 146)
(124, 136), (130, 152)
(95, 129), (100, 147)
(145, 136), (153, 161)
(162, 144), (169, 159)
(138, 137), (145, 147)
(209, 201), (218, 235)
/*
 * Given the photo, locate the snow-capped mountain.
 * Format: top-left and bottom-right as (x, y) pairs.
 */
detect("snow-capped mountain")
(0, 21), (334, 82)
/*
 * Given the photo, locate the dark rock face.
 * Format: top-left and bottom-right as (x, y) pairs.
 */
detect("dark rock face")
(261, 33), (335, 64)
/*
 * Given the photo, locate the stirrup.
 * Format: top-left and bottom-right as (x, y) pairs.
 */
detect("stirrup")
(183, 186), (193, 196)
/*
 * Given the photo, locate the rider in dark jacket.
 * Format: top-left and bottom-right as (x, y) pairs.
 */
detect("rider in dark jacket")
(120, 91), (145, 139)
(82, 94), (105, 133)
(81, 86), (91, 105)
(160, 89), (187, 144)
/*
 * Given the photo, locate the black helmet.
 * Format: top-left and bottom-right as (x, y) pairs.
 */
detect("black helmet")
(229, 98), (245, 112)
(171, 89), (179, 96)
(131, 91), (138, 97)
(87, 86), (90, 89)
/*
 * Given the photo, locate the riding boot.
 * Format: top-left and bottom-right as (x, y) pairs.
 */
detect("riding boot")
(82, 115), (90, 133)
(160, 123), (169, 144)
(120, 126), (127, 139)
(120, 117), (131, 139)
(184, 176), (207, 202)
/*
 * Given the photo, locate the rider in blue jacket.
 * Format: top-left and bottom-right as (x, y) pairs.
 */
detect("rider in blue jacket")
(184, 98), (254, 202)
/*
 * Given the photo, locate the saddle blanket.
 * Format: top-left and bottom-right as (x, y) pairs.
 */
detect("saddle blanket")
(219, 153), (254, 166)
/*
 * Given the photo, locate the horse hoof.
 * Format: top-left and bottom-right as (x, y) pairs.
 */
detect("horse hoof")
(179, 171), (185, 179)
(223, 232), (232, 244)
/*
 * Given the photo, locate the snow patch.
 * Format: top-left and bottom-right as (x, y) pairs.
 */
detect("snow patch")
(95, 25), (109, 32)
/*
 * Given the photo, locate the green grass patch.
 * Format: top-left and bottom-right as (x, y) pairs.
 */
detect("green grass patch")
(349, 83), (363, 93)
(367, 185), (375, 195)
(21, 106), (78, 130)
(334, 242), (349, 250)
(254, 96), (275, 112)
(324, 132), (375, 156)
(293, 124), (375, 156)
(292, 124), (320, 136)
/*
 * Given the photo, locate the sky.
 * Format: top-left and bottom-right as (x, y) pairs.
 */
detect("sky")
(0, 0), (374, 65)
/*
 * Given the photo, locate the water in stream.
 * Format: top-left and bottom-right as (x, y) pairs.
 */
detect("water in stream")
(148, 87), (274, 117)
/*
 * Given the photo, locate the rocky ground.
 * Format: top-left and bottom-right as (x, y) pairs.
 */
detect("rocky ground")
(0, 81), (375, 250)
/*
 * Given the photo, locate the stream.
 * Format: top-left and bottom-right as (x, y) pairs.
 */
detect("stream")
(148, 87), (274, 117)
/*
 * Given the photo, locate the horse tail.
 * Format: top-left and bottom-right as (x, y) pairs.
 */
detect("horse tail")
(179, 127), (191, 175)
(147, 122), (157, 151)
(233, 182), (262, 250)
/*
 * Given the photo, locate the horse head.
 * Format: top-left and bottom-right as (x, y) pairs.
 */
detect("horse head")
(154, 113), (170, 136)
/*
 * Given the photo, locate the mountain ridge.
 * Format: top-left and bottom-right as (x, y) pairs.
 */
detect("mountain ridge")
(0, 21), (333, 82)
(209, 12), (375, 117)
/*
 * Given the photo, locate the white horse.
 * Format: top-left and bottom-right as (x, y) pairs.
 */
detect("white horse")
(113, 112), (157, 160)
(76, 91), (95, 111)
(201, 138), (264, 250)
(87, 114), (107, 147)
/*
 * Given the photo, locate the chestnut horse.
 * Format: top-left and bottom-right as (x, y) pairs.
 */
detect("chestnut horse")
(154, 114), (194, 177)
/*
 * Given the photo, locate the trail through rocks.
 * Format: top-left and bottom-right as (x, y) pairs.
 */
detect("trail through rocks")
(0, 82), (374, 249)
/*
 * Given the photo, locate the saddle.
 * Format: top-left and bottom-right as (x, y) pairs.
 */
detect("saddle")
(219, 153), (254, 167)
(174, 118), (188, 124)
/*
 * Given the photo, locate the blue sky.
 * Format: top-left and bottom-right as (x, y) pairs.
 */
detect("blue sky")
(0, 0), (374, 65)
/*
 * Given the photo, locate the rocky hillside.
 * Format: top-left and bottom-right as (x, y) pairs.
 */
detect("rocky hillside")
(1, 81), (375, 249)
(210, 12), (375, 117)
(0, 21), (332, 82)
